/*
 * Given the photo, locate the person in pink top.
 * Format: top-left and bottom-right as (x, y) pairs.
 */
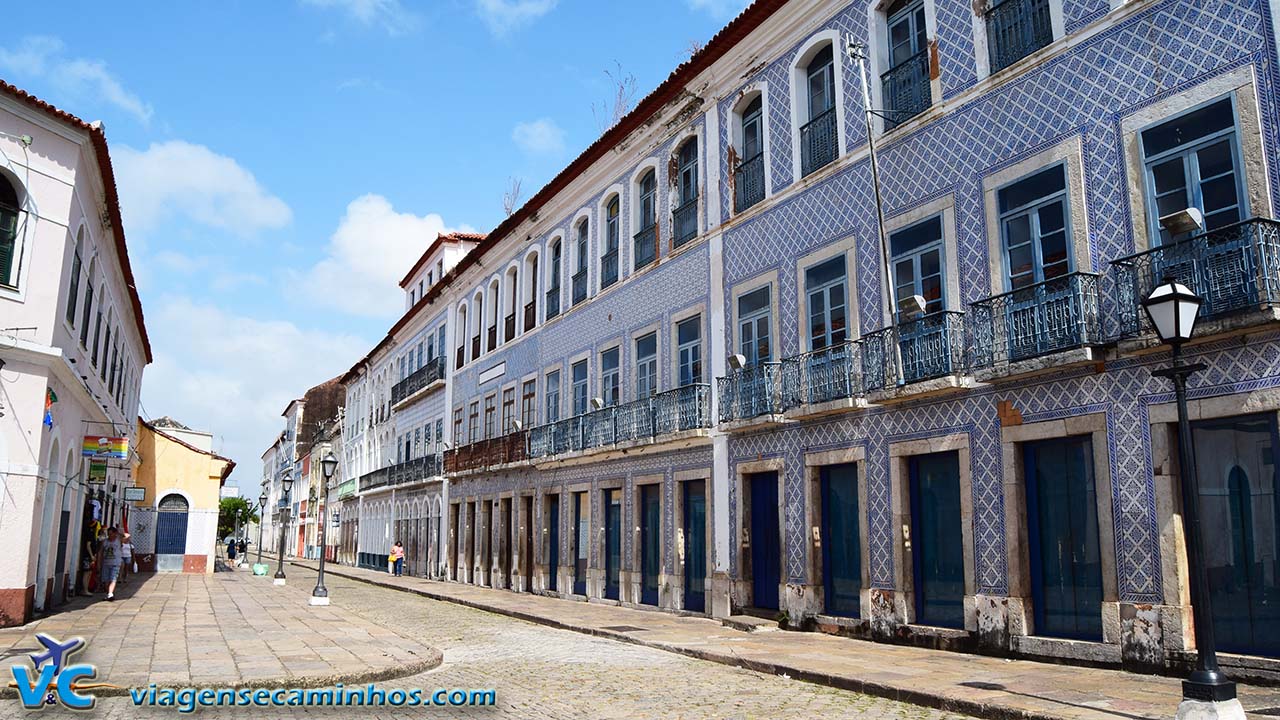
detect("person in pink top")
(391, 541), (405, 577)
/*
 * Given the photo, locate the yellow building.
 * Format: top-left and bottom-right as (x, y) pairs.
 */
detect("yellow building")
(129, 418), (235, 573)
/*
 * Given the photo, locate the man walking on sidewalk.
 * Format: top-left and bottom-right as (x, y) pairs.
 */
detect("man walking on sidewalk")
(100, 527), (123, 601)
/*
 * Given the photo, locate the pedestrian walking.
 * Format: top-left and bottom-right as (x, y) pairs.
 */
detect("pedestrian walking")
(119, 533), (133, 583)
(226, 536), (237, 563)
(82, 531), (100, 594)
(392, 541), (405, 577)
(99, 527), (123, 601)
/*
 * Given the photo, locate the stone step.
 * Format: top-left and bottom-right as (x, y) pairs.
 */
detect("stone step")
(722, 614), (780, 633)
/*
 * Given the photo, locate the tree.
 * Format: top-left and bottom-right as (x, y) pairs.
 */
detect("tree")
(218, 496), (259, 540)
(592, 61), (638, 132)
(502, 176), (523, 217)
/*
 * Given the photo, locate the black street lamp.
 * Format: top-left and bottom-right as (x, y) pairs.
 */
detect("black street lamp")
(256, 491), (267, 566)
(1143, 278), (1238, 709)
(274, 470), (294, 585)
(311, 451), (339, 606)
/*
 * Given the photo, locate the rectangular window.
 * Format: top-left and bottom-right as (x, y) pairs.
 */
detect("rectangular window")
(882, 0), (931, 129)
(677, 316), (702, 386)
(999, 164), (1071, 289)
(889, 216), (945, 319)
(737, 286), (772, 365)
(545, 370), (561, 423)
(601, 347), (620, 406)
(521, 380), (537, 428)
(454, 407), (463, 446)
(413, 428), (421, 459)
(806, 256), (848, 349)
(435, 419), (443, 450)
(1141, 97), (1243, 244)
(468, 401), (480, 443)
(502, 388), (515, 433)
(484, 395), (497, 439)
(571, 360), (589, 415)
(986, 0), (1054, 75)
(635, 332), (657, 398)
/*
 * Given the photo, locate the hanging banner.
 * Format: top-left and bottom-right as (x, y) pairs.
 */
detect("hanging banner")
(82, 435), (129, 460)
(87, 461), (108, 484)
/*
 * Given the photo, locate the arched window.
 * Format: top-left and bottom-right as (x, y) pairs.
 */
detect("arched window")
(634, 170), (657, 270)
(523, 252), (539, 333)
(66, 228), (84, 327)
(673, 140), (699, 247)
(735, 95), (766, 212)
(486, 279), (500, 351)
(0, 176), (19, 288)
(470, 291), (484, 360)
(546, 239), (562, 320)
(602, 197), (620, 288)
(456, 304), (469, 368)
(80, 259), (96, 347)
(504, 266), (519, 342)
(801, 44), (838, 176)
(572, 220), (589, 305)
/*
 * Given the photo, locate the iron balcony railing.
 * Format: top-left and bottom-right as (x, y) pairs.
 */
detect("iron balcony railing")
(524, 302), (536, 332)
(572, 269), (588, 304)
(717, 362), (783, 423)
(358, 467), (389, 493)
(986, 0), (1053, 75)
(862, 311), (967, 391)
(734, 153), (765, 213)
(444, 431), (528, 474)
(781, 341), (863, 409)
(504, 313), (516, 341)
(455, 346), (465, 370)
(800, 107), (838, 178)
(969, 272), (1103, 368)
(527, 384), (712, 459)
(673, 199), (698, 248)
(386, 454), (443, 487)
(601, 249), (619, 288)
(487, 325), (498, 350)
(471, 335), (481, 359)
(545, 285), (561, 319)
(337, 478), (357, 500)
(1111, 218), (1280, 339)
(634, 224), (657, 269)
(881, 49), (931, 131)
(391, 356), (445, 405)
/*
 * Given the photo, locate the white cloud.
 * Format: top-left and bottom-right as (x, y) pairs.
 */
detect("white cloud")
(474, 0), (557, 36)
(0, 36), (153, 124)
(114, 141), (292, 238)
(140, 296), (368, 477)
(301, 0), (419, 35)
(291, 194), (475, 318)
(511, 118), (565, 156)
(685, 0), (749, 20)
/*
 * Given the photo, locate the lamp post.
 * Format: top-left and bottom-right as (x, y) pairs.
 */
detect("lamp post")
(256, 491), (267, 566)
(274, 470), (294, 585)
(1143, 278), (1242, 717)
(311, 451), (338, 606)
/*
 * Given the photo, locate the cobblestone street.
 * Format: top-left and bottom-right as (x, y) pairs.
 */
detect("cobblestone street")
(1, 568), (972, 719)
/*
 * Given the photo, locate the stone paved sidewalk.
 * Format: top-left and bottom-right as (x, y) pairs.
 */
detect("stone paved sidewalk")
(0, 570), (440, 696)
(284, 557), (1280, 720)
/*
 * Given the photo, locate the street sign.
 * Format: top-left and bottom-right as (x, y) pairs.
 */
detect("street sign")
(220, 486), (239, 498)
(123, 487), (146, 502)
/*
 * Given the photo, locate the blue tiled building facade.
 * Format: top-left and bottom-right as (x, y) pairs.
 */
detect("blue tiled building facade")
(339, 0), (1280, 675)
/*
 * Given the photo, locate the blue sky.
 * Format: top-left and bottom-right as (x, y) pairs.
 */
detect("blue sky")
(1, 0), (748, 481)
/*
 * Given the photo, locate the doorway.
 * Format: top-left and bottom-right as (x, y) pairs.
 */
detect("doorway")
(747, 471), (781, 610)
(683, 480), (706, 612)
(640, 484), (660, 606)
(604, 489), (621, 601)
(546, 494), (560, 592)
(908, 451), (964, 628)
(156, 493), (190, 572)
(573, 491), (588, 595)
(522, 495), (534, 591)
(820, 463), (861, 617)
(498, 498), (512, 589)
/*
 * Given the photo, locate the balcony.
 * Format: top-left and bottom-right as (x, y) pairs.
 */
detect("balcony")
(357, 467), (388, 493)
(1111, 218), (1280, 344)
(800, 107), (838, 178)
(524, 301), (536, 332)
(504, 313), (516, 341)
(391, 356), (445, 406)
(546, 286), (561, 319)
(734, 153), (765, 214)
(673, 199), (698, 248)
(862, 311), (970, 400)
(717, 363), (784, 428)
(781, 341), (866, 417)
(444, 431), (529, 476)
(969, 272), (1104, 381)
(986, 0), (1053, 75)
(572, 269), (588, 305)
(336, 478), (357, 500)
(634, 224), (657, 269)
(601, 249), (619, 288)
(527, 384), (712, 464)
(881, 49), (931, 131)
(360, 455), (444, 494)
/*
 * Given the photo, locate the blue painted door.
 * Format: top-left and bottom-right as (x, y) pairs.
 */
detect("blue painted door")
(821, 463), (861, 617)
(604, 489), (621, 600)
(641, 485), (660, 606)
(156, 511), (188, 555)
(547, 496), (559, 592)
(1192, 413), (1280, 657)
(909, 452), (964, 628)
(750, 472), (781, 610)
(1024, 436), (1103, 640)
(573, 492), (588, 596)
(683, 480), (706, 612)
